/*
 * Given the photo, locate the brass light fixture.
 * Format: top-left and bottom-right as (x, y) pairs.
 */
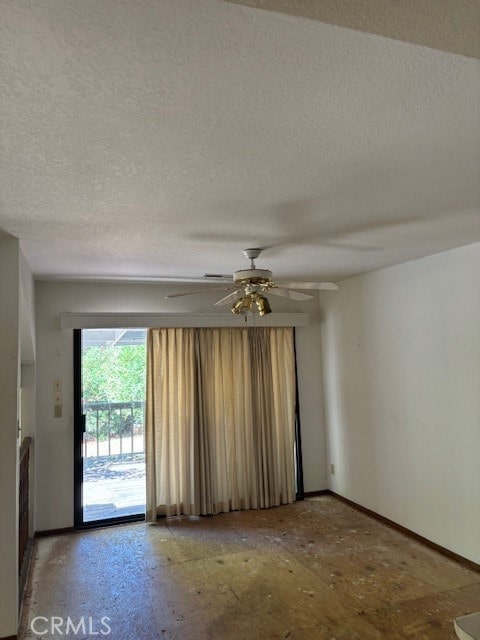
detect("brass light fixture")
(231, 294), (253, 316)
(254, 293), (271, 316)
(231, 291), (272, 317)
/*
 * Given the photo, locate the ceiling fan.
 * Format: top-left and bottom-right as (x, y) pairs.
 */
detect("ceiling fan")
(166, 248), (339, 316)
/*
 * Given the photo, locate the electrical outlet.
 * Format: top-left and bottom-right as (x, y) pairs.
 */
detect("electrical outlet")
(330, 463), (335, 475)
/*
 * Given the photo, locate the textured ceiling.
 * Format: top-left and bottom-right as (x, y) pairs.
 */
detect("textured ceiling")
(0, 0), (479, 282)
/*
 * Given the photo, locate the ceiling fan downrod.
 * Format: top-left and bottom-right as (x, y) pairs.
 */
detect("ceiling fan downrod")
(243, 247), (262, 269)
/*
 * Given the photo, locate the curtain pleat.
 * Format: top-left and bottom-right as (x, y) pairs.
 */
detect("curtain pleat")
(145, 327), (296, 519)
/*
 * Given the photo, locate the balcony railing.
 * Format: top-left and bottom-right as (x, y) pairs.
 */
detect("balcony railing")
(83, 401), (145, 458)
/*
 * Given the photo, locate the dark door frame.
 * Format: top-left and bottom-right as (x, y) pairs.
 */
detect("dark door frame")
(293, 328), (305, 501)
(73, 329), (83, 528)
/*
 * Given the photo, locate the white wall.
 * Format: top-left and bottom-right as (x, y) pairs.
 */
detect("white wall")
(0, 236), (20, 639)
(35, 281), (327, 531)
(19, 249), (37, 540)
(21, 364), (37, 537)
(20, 249), (36, 364)
(321, 242), (480, 564)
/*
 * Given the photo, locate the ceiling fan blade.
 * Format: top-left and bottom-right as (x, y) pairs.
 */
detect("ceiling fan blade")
(165, 287), (234, 299)
(214, 290), (244, 305)
(276, 281), (339, 291)
(268, 287), (313, 301)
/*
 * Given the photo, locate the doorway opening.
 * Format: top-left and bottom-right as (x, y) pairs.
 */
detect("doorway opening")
(74, 328), (147, 527)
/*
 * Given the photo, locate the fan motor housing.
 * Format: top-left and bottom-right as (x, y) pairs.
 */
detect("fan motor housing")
(234, 268), (272, 284)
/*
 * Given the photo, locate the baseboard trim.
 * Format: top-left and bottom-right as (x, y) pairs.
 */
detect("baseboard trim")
(35, 526), (75, 538)
(1, 634), (18, 639)
(321, 490), (480, 573)
(303, 490), (331, 498)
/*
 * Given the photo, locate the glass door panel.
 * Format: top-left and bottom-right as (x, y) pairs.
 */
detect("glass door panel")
(80, 328), (147, 524)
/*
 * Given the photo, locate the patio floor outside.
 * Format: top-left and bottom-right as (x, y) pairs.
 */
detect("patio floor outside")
(83, 451), (146, 522)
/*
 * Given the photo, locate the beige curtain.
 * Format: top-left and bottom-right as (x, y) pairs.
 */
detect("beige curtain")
(145, 327), (296, 520)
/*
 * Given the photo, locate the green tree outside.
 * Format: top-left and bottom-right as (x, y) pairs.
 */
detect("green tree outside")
(82, 344), (147, 403)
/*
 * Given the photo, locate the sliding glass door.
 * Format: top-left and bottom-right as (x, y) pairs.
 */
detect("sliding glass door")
(74, 328), (147, 527)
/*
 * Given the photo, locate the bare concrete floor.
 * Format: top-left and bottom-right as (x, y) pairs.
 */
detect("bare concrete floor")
(20, 496), (480, 639)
